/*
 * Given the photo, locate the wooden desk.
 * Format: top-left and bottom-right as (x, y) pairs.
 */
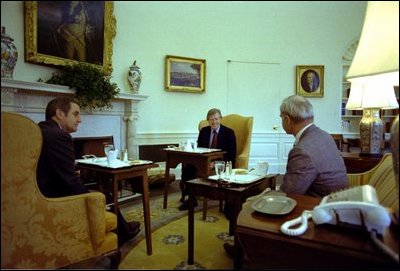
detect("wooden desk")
(163, 149), (226, 208)
(76, 162), (157, 255)
(341, 152), (382, 173)
(186, 176), (275, 265)
(236, 194), (399, 269)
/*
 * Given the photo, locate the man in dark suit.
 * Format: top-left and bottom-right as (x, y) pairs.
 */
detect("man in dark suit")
(179, 108), (237, 210)
(279, 95), (348, 196)
(36, 96), (140, 246)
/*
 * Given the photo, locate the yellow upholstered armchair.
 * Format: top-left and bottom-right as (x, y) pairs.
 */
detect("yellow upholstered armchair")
(1, 112), (120, 269)
(347, 153), (398, 214)
(199, 114), (254, 219)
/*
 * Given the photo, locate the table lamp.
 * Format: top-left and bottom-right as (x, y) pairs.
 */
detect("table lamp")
(345, 1), (399, 157)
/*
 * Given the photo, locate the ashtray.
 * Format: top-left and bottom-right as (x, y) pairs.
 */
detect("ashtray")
(251, 195), (297, 215)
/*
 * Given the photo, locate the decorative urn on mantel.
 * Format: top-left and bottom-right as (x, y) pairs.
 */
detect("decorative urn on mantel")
(1, 26), (18, 79)
(127, 60), (142, 93)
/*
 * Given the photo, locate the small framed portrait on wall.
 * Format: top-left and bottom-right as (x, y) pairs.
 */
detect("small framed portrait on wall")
(296, 65), (324, 97)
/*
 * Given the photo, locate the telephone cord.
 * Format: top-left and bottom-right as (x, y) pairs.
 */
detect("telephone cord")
(280, 210), (312, 236)
(370, 229), (399, 264)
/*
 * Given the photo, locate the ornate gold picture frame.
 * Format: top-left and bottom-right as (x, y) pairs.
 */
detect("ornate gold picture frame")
(296, 65), (324, 97)
(165, 55), (206, 93)
(24, 1), (116, 74)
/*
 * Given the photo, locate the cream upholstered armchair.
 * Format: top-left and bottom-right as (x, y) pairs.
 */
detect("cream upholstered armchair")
(347, 153), (398, 214)
(199, 114), (254, 219)
(1, 112), (120, 269)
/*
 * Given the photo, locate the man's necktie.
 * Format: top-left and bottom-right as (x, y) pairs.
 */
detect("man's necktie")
(211, 130), (218, 148)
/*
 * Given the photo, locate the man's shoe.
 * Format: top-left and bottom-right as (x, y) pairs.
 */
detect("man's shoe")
(118, 227), (140, 246)
(127, 221), (140, 232)
(118, 221), (141, 246)
(178, 199), (198, 211)
(223, 243), (234, 258)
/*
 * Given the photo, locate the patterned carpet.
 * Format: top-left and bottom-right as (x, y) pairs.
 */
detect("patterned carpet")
(119, 193), (233, 270)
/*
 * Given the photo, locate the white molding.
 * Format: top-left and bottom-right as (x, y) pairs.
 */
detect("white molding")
(1, 78), (148, 101)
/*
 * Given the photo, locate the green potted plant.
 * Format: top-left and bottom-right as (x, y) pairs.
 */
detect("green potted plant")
(44, 63), (120, 111)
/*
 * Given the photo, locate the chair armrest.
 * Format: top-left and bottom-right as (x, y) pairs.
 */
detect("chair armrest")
(347, 171), (375, 187)
(346, 159), (383, 187)
(44, 191), (110, 253)
(86, 192), (108, 250)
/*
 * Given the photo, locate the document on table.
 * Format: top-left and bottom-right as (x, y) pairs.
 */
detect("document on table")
(76, 157), (153, 169)
(163, 147), (221, 153)
(208, 173), (268, 184)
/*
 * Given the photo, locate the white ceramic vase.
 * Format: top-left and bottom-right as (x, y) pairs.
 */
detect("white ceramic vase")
(127, 60), (142, 93)
(1, 26), (18, 79)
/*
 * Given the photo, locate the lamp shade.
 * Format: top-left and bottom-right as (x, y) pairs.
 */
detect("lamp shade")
(346, 2), (399, 83)
(346, 82), (399, 110)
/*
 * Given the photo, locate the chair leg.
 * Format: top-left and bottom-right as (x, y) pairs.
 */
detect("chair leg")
(104, 248), (121, 269)
(202, 198), (208, 220)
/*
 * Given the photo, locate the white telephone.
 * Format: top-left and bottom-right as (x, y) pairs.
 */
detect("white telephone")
(280, 185), (391, 236)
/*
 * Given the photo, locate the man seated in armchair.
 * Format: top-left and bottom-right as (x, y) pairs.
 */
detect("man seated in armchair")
(36, 96), (140, 246)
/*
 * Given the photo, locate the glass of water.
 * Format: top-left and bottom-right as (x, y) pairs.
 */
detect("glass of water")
(214, 161), (225, 181)
(103, 144), (114, 156)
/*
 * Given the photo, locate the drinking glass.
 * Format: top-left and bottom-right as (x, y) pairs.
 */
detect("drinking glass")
(104, 144), (114, 156)
(214, 161), (225, 181)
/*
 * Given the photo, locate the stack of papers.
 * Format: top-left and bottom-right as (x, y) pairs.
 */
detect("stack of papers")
(208, 173), (268, 185)
(76, 157), (152, 169)
(164, 147), (221, 153)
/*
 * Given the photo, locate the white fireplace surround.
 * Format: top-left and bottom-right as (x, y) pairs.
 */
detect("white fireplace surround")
(1, 78), (148, 159)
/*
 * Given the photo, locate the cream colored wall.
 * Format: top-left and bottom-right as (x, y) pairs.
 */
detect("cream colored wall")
(113, 1), (367, 135)
(1, 1), (367, 170)
(1, 1), (366, 134)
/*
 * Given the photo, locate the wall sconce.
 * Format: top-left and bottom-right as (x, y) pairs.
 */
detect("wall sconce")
(345, 2), (399, 157)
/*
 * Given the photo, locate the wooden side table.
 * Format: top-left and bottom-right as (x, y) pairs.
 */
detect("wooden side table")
(186, 176), (275, 266)
(236, 194), (399, 269)
(76, 162), (157, 255)
(340, 151), (382, 173)
(163, 148), (226, 208)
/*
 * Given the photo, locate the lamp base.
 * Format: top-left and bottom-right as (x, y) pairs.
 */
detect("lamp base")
(359, 108), (384, 157)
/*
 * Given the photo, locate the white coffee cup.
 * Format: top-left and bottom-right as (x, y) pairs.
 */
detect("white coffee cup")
(256, 161), (269, 176)
(183, 139), (193, 151)
(107, 149), (119, 166)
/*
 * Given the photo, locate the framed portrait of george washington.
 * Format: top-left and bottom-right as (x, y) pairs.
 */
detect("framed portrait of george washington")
(24, 1), (116, 74)
(165, 55), (206, 93)
(296, 65), (324, 97)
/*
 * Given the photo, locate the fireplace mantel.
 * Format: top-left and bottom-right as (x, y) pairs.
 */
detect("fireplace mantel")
(1, 78), (147, 101)
(1, 78), (148, 159)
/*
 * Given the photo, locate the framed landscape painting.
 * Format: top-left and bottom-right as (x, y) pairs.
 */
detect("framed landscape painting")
(165, 55), (206, 93)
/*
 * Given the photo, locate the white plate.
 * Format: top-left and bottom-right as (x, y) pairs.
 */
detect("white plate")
(251, 195), (297, 215)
